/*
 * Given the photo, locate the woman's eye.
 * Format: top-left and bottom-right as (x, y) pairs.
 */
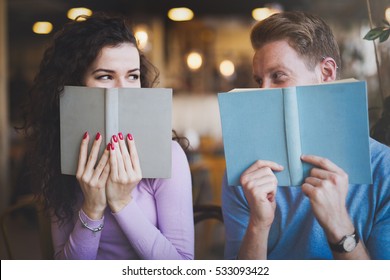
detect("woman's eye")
(128, 74), (140, 81)
(96, 75), (112, 80)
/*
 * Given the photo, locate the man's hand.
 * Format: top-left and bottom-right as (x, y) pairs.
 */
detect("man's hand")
(300, 154), (353, 243)
(238, 160), (283, 259)
(240, 160), (284, 228)
(301, 154), (370, 259)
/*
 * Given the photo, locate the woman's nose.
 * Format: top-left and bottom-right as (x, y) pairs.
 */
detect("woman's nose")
(114, 78), (126, 88)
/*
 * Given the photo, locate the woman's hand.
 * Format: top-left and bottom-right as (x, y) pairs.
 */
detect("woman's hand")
(301, 154), (354, 243)
(106, 132), (142, 213)
(76, 132), (110, 220)
(240, 160), (284, 229)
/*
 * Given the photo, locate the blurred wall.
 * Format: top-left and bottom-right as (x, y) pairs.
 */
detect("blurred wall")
(4, 1), (390, 207)
(0, 0), (9, 211)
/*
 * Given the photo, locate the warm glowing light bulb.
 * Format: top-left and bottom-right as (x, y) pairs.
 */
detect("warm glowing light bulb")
(252, 7), (281, 21)
(32, 21), (53, 34)
(135, 30), (149, 50)
(219, 60), (235, 77)
(67, 7), (93, 21)
(168, 7), (194, 21)
(252, 8), (270, 21)
(187, 52), (202, 70)
(386, 7), (390, 22)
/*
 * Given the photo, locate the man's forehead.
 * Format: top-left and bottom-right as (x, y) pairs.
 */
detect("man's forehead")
(253, 41), (299, 63)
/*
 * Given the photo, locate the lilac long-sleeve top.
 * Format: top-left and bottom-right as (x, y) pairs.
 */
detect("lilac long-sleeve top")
(51, 141), (194, 260)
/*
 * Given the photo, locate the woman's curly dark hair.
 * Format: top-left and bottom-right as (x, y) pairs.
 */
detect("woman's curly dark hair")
(22, 13), (161, 224)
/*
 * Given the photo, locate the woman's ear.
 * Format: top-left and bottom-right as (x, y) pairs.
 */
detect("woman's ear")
(320, 57), (337, 82)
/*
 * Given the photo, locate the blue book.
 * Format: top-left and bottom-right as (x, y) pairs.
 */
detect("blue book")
(218, 79), (372, 186)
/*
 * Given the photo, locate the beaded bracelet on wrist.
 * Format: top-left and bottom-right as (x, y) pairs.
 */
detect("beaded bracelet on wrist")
(78, 210), (104, 233)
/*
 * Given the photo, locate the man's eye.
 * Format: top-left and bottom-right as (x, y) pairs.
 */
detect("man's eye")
(272, 72), (287, 81)
(254, 78), (262, 87)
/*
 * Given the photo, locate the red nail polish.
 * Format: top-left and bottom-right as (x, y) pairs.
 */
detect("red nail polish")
(118, 132), (123, 140)
(95, 132), (101, 140)
(83, 131), (88, 139)
(106, 143), (111, 151)
(111, 143), (115, 150)
(127, 133), (133, 140)
(113, 135), (118, 143)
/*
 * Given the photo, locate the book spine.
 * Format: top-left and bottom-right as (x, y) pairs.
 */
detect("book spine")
(105, 88), (119, 144)
(283, 87), (303, 186)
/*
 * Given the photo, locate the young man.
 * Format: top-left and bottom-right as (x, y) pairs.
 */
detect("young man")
(222, 11), (390, 260)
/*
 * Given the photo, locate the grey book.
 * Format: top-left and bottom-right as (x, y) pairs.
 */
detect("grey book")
(60, 86), (172, 178)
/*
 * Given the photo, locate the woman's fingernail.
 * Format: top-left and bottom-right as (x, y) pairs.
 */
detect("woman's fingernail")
(106, 143), (111, 151)
(113, 135), (118, 143)
(127, 133), (133, 141)
(111, 143), (115, 150)
(83, 131), (88, 139)
(95, 132), (101, 140)
(118, 132), (123, 140)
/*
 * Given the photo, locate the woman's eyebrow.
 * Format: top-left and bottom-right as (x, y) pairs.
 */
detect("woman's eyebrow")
(91, 68), (115, 74)
(91, 68), (140, 74)
(128, 68), (140, 73)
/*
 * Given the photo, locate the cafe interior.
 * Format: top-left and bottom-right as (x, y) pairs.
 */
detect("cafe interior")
(0, 0), (389, 260)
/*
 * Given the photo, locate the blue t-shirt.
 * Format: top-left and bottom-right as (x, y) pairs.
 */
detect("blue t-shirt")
(222, 138), (390, 259)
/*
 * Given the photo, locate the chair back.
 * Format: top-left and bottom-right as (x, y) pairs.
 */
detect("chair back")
(0, 195), (53, 259)
(193, 204), (224, 259)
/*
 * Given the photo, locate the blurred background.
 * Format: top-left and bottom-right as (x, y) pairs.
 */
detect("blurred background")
(0, 0), (389, 259)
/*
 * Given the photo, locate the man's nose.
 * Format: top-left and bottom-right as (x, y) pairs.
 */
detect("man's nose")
(259, 80), (271, 89)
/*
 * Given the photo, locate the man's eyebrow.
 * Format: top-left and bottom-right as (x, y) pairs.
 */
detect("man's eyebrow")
(267, 64), (291, 73)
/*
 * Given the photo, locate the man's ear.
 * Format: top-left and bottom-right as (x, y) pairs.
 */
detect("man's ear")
(320, 57), (337, 82)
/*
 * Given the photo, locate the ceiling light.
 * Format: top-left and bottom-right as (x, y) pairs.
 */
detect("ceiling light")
(67, 7), (93, 21)
(252, 8), (273, 21)
(219, 60), (235, 77)
(32, 21), (53, 34)
(187, 52), (202, 70)
(252, 4), (282, 21)
(168, 7), (194, 21)
(134, 29), (149, 50)
(386, 7), (390, 22)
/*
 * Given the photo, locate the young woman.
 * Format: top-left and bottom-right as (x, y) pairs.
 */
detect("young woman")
(23, 13), (194, 260)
